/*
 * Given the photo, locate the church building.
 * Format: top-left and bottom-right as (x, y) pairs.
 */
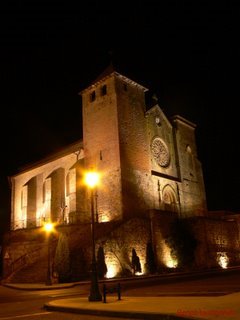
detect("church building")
(3, 66), (239, 282)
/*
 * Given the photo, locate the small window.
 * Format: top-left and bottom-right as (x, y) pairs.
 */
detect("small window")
(186, 145), (192, 154)
(155, 116), (161, 126)
(90, 91), (96, 102)
(101, 85), (107, 96)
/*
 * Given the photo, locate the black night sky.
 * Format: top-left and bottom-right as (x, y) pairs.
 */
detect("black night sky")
(0, 1), (239, 234)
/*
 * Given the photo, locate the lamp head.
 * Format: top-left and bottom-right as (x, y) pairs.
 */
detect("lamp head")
(44, 222), (54, 233)
(85, 171), (99, 188)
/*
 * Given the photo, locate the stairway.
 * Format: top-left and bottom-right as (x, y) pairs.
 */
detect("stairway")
(7, 257), (48, 283)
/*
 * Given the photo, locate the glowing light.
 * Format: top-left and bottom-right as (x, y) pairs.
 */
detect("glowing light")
(100, 212), (110, 223)
(162, 242), (178, 268)
(166, 258), (178, 268)
(135, 271), (143, 276)
(217, 252), (229, 269)
(105, 252), (120, 278)
(43, 222), (54, 233)
(85, 172), (99, 188)
(106, 265), (117, 279)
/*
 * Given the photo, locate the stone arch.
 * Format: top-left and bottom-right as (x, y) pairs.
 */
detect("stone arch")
(20, 177), (37, 229)
(162, 184), (178, 213)
(47, 167), (65, 222)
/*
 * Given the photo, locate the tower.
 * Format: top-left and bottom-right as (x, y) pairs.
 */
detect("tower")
(81, 66), (151, 222)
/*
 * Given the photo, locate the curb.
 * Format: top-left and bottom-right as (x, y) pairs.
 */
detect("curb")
(44, 302), (193, 320)
(2, 282), (78, 291)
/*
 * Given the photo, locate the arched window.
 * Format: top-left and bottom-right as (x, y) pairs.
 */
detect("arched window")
(186, 145), (194, 175)
(101, 84), (107, 96)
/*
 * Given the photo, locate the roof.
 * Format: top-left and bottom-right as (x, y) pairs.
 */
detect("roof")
(172, 115), (196, 128)
(79, 63), (148, 94)
(11, 140), (83, 177)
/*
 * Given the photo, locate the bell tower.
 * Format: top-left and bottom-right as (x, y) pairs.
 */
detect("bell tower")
(81, 65), (151, 222)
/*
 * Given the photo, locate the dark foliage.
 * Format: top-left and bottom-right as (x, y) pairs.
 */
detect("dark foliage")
(145, 242), (157, 274)
(165, 218), (198, 269)
(131, 248), (141, 274)
(97, 246), (108, 279)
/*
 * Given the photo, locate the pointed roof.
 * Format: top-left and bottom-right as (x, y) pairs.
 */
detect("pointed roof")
(79, 63), (148, 94)
(92, 62), (115, 84)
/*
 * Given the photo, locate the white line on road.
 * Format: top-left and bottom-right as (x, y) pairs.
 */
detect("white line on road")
(0, 312), (52, 319)
(48, 292), (81, 298)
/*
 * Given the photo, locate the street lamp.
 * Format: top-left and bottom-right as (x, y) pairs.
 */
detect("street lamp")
(44, 222), (54, 286)
(85, 171), (102, 301)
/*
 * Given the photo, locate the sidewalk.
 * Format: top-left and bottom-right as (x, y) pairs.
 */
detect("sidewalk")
(44, 293), (240, 320)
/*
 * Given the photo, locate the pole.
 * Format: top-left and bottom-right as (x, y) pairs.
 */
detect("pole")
(88, 188), (102, 301)
(46, 233), (52, 285)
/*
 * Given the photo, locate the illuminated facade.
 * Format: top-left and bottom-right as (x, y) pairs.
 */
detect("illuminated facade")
(3, 67), (239, 282)
(11, 67), (207, 230)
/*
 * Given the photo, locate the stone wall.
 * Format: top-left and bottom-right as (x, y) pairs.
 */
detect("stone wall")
(99, 217), (151, 277)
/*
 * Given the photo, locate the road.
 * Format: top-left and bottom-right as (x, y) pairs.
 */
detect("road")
(0, 284), (129, 320)
(0, 269), (240, 319)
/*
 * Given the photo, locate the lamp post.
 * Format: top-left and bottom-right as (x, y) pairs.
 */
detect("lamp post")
(85, 171), (102, 301)
(44, 222), (54, 286)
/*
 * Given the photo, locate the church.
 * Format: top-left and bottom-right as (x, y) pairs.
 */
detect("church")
(2, 66), (239, 282)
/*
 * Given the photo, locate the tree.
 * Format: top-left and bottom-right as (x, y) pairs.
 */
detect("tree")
(131, 248), (141, 274)
(145, 242), (156, 274)
(165, 218), (198, 269)
(97, 246), (107, 279)
(54, 233), (71, 283)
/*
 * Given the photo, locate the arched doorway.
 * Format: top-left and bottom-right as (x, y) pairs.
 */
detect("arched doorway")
(162, 185), (178, 213)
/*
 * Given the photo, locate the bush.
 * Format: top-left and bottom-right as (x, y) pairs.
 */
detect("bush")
(165, 218), (198, 269)
(145, 242), (157, 274)
(97, 246), (108, 279)
(131, 248), (141, 274)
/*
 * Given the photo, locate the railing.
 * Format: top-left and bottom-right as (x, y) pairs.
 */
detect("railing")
(11, 218), (43, 230)
(11, 212), (90, 230)
(3, 245), (46, 280)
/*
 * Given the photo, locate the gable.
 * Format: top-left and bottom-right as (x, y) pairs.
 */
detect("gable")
(145, 104), (172, 131)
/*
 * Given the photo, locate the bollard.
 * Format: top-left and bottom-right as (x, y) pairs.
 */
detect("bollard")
(117, 282), (121, 300)
(102, 283), (121, 303)
(103, 284), (107, 303)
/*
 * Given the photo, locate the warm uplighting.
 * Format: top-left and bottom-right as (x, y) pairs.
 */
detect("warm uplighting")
(217, 252), (229, 269)
(85, 172), (99, 188)
(100, 212), (110, 223)
(166, 258), (178, 268)
(162, 242), (178, 268)
(105, 254), (120, 278)
(106, 265), (117, 279)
